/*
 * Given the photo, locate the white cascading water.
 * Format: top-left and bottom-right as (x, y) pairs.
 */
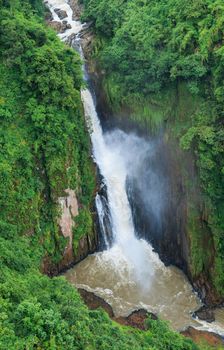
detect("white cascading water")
(82, 88), (158, 284)
(46, 0), (224, 334)
(46, 1), (156, 277)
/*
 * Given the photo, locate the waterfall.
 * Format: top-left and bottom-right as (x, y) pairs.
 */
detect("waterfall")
(46, 1), (224, 335)
(45, 0), (164, 285)
(81, 90), (160, 283)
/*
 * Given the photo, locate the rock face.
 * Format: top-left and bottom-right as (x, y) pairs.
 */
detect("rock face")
(181, 327), (224, 347)
(41, 188), (98, 276)
(74, 233), (98, 264)
(89, 69), (221, 305)
(66, 0), (94, 54)
(68, 0), (83, 20)
(126, 131), (220, 305)
(57, 188), (98, 271)
(81, 29), (94, 56)
(58, 189), (78, 267)
(126, 138), (203, 269)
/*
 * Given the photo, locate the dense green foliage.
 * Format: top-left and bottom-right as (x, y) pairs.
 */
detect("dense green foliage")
(0, 227), (215, 349)
(0, 0), (208, 349)
(0, 0), (95, 264)
(0, 238), (203, 349)
(82, 0), (224, 296)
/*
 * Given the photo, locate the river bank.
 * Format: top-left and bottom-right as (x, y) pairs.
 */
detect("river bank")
(77, 288), (224, 348)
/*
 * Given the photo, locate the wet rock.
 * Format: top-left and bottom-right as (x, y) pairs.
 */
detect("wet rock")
(66, 0), (94, 56)
(45, 10), (53, 22)
(55, 8), (68, 20)
(116, 309), (157, 331)
(68, 0), (83, 20)
(95, 181), (114, 250)
(79, 28), (94, 58)
(193, 306), (215, 323)
(48, 21), (63, 33)
(78, 289), (114, 318)
(48, 21), (71, 34)
(66, 33), (76, 47)
(61, 20), (72, 29)
(74, 233), (98, 264)
(193, 276), (222, 305)
(181, 326), (224, 347)
(78, 289), (157, 330)
(41, 228), (98, 276)
(62, 20), (72, 29)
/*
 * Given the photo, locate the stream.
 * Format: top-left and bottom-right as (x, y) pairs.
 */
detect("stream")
(46, 0), (224, 335)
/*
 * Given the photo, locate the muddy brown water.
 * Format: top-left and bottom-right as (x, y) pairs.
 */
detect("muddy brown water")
(65, 249), (224, 335)
(65, 246), (203, 331)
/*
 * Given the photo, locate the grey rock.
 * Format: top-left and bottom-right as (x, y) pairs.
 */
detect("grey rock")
(193, 306), (215, 323)
(55, 8), (68, 20)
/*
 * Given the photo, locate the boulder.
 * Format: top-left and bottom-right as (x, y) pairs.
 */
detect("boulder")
(55, 8), (68, 20)
(45, 11), (53, 22)
(193, 306), (215, 323)
(48, 21), (71, 34)
(48, 21), (63, 33)
(62, 21), (72, 30)
(65, 23), (72, 30)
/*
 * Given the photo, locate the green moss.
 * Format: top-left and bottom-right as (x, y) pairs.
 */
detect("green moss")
(73, 208), (93, 253)
(187, 207), (209, 277)
(209, 212), (224, 294)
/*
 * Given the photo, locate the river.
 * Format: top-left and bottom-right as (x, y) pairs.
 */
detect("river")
(46, 0), (224, 335)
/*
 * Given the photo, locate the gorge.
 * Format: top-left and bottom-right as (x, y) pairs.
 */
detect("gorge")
(0, 0), (224, 348)
(47, 0), (224, 337)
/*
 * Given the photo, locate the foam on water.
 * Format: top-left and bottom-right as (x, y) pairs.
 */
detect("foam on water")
(46, 0), (83, 39)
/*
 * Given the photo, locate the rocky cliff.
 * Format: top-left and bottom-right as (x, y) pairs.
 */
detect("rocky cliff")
(88, 66), (221, 305)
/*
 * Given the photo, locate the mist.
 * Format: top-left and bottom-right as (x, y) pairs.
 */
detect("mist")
(103, 129), (168, 239)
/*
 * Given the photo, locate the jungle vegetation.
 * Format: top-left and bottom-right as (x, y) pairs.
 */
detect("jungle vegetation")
(0, 0), (214, 348)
